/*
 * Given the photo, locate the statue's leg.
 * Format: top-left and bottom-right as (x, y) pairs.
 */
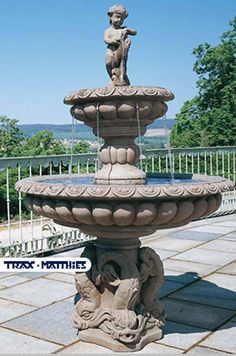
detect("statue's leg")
(120, 56), (130, 85)
(106, 62), (113, 80)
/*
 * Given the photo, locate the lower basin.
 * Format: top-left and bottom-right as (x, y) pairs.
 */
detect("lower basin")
(15, 173), (234, 238)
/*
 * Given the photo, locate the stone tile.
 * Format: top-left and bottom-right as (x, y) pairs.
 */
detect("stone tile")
(172, 248), (235, 266)
(188, 226), (235, 234)
(220, 232), (236, 241)
(164, 270), (200, 284)
(153, 249), (180, 260)
(0, 275), (30, 288)
(0, 277), (75, 307)
(210, 214), (236, 222)
(160, 321), (210, 350)
(0, 327), (59, 353)
(184, 219), (211, 227)
(198, 239), (236, 253)
(169, 273), (236, 310)
(200, 322), (236, 353)
(147, 237), (202, 252)
(168, 230), (219, 242)
(58, 341), (182, 354)
(214, 221), (236, 228)
(159, 280), (185, 299)
(163, 298), (234, 330)
(3, 300), (77, 346)
(57, 247), (85, 257)
(203, 272), (236, 291)
(186, 346), (230, 354)
(0, 298), (36, 323)
(44, 272), (74, 284)
(17, 272), (50, 279)
(163, 259), (218, 277)
(135, 343), (183, 354)
(0, 272), (17, 279)
(57, 341), (113, 354)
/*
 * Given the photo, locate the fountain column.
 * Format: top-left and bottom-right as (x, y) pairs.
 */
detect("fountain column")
(74, 235), (165, 352)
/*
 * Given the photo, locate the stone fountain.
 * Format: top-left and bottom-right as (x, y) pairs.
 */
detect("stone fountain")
(15, 4), (234, 352)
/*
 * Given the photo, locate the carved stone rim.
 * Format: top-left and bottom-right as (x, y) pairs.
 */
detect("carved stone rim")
(64, 86), (174, 105)
(15, 173), (234, 200)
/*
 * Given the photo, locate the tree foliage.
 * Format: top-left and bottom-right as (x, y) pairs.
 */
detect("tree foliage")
(0, 116), (24, 157)
(171, 17), (236, 147)
(21, 130), (66, 156)
(0, 117), (92, 222)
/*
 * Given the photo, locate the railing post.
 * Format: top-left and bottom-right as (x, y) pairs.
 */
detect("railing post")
(151, 154), (154, 173)
(216, 151), (219, 175)
(6, 166), (12, 245)
(228, 151), (230, 179)
(29, 164), (34, 240)
(210, 152), (213, 175)
(197, 152), (200, 175)
(222, 151), (225, 178)
(18, 163), (23, 243)
(185, 154), (188, 173)
(179, 153), (182, 174)
(233, 150), (236, 184)
(204, 152), (207, 175)
(191, 153), (194, 174)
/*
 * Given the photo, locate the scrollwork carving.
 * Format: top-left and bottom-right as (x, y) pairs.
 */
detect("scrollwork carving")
(138, 247), (164, 322)
(15, 174), (235, 200)
(74, 243), (164, 345)
(64, 86), (175, 105)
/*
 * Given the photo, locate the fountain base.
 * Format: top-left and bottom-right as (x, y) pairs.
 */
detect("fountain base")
(74, 238), (165, 352)
(79, 326), (162, 352)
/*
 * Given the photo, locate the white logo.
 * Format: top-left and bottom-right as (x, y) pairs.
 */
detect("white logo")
(0, 258), (91, 272)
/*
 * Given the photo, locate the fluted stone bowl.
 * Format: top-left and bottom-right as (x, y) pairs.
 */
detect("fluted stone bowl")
(15, 173), (234, 239)
(64, 86), (175, 185)
(64, 86), (174, 127)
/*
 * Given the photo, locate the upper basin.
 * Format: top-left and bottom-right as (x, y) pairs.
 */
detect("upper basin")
(65, 86), (174, 137)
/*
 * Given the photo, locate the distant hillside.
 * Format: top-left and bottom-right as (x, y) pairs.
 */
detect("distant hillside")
(19, 123), (96, 140)
(19, 118), (175, 140)
(148, 118), (175, 129)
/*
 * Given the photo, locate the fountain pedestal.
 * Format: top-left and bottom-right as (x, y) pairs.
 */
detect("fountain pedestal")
(75, 237), (164, 352)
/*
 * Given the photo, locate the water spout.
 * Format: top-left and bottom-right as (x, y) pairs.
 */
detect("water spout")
(162, 114), (174, 184)
(96, 103), (102, 171)
(69, 116), (76, 177)
(136, 102), (143, 171)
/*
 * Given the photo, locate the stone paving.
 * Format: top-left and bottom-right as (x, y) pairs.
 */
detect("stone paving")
(0, 214), (236, 354)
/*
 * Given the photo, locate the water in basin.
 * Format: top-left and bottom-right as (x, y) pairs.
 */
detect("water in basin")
(42, 175), (200, 185)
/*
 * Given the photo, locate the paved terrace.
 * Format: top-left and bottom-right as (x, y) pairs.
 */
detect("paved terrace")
(0, 214), (236, 354)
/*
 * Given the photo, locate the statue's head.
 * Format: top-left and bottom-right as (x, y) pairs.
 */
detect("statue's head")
(107, 4), (128, 27)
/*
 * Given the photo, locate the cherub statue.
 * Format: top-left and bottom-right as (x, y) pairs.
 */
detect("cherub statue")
(104, 4), (137, 86)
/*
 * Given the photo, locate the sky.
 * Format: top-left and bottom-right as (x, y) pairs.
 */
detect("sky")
(0, 0), (235, 124)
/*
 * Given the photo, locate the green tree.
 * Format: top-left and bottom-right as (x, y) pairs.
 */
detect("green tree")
(170, 98), (202, 147)
(73, 140), (91, 154)
(0, 116), (24, 157)
(171, 17), (236, 147)
(21, 130), (66, 156)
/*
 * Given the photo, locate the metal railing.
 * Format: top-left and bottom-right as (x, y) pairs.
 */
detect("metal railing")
(0, 146), (235, 257)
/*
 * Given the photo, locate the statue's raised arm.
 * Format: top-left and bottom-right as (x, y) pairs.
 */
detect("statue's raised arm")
(104, 4), (137, 86)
